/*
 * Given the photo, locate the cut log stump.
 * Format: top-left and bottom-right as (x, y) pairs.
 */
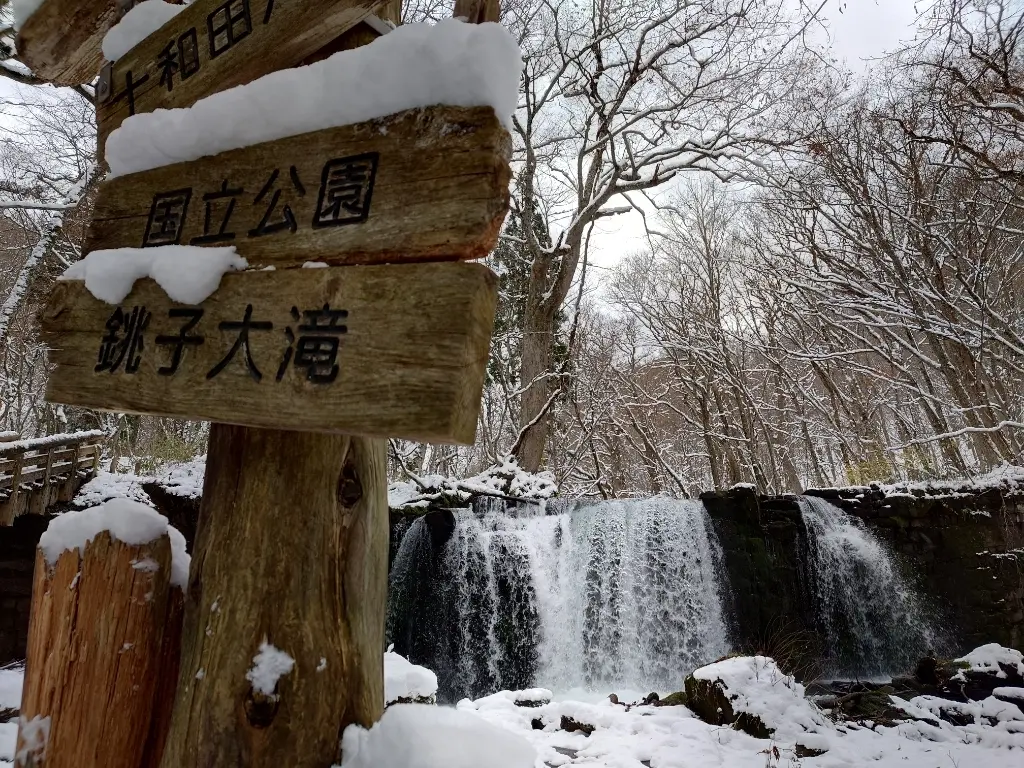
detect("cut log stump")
(15, 519), (185, 768)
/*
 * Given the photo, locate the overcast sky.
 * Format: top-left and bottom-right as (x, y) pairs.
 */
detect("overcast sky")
(588, 0), (925, 271)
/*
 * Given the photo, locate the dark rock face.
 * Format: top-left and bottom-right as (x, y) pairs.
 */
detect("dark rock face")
(804, 486), (1024, 653)
(701, 489), (820, 672)
(702, 485), (1024, 671)
(0, 514), (52, 666)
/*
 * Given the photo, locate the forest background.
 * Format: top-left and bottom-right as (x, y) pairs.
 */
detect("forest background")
(0, 0), (1021, 498)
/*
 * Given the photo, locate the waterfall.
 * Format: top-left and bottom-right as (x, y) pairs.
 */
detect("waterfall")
(799, 496), (940, 678)
(387, 497), (731, 700)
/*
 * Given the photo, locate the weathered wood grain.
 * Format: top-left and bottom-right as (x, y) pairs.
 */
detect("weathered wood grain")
(159, 427), (386, 767)
(454, 0), (501, 23)
(89, 105), (512, 266)
(96, 0), (385, 145)
(16, 532), (178, 768)
(41, 262), (498, 444)
(15, 0), (124, 86)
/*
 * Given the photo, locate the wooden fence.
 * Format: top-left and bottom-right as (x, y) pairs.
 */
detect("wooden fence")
(0, 430), (105, 525)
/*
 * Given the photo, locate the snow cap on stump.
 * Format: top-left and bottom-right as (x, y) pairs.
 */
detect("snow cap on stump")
(39, 497), (191, 587)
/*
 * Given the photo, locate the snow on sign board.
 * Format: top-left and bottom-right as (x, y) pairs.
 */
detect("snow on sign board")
(95, 0), (385, 145)
(41, 262), (498, 444)
(87, 105), (511, 268)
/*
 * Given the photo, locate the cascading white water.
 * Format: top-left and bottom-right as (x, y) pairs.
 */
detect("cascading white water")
(439, 497), (731, 695)
(799, 496), (940, 678)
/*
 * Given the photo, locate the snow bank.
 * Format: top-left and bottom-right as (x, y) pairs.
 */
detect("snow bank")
(39, 498), (190, 588)
(61, 245), (247, 305)
(339, 704), (536, 768)
(0, 721), (15, 764)
(73, 470), (154, 509)
(106, 19), (522, 177)
(246, 642), (294, 697)
(74, 460), (205, 509)
(691, 655), (829, 737)
(154, 459), (205, 498)
(0, 666), (23, 710)
(384, 651), (438, 705)
(102, 1), (186, 61)
(956, 644), (1024, 679)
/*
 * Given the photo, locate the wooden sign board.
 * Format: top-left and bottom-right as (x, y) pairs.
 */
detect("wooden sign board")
(41, 262), (498, 444)
(15, 0), (122, 86)
(89, 106), (512, 266)
(96, 0), (386, 144)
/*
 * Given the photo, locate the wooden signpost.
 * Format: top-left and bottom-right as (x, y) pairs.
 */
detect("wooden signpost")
(19, 0), (507, 765)
(20, 0), (507, 766)
(94, 0), (389, 144)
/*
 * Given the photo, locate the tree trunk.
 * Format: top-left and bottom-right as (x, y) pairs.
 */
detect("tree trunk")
(515, 303), (557, 472)
(17, 531), (179, 768)
(159, 425), (387, 768)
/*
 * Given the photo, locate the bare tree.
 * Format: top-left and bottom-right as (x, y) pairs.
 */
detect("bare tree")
(504, 0), (822, 470)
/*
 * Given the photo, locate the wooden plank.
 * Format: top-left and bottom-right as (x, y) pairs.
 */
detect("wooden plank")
(88, 106), (511, 266)
(96, 0), (386, 145)
(41, 262), (498, 444)
(15, 0), (122, 86)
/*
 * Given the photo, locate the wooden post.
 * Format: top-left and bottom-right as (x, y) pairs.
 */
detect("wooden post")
(15, 529), (182, 768)
(0, 451), (25, 526)
(158, 8), (403, 763)
(28, 450), (55, 516)
(159, 428), (387, 767)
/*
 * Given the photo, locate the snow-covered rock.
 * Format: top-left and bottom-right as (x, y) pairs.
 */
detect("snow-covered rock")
(956, 644), (1024, 681)
(685, 655), (829, 738)
(384, 651), (438, 706)
(339, 704), (536, 768)
(907, 694), (1024, 727)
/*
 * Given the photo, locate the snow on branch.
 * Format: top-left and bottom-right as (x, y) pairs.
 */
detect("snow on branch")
(388, 456), (557, 509)
(0, 162), (96, 343)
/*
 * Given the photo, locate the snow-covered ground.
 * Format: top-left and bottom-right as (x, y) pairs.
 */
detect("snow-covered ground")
(461, 691), (1023, 768)
(2, 648), (1021, 768)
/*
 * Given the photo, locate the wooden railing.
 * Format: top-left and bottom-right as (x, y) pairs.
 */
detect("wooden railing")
(0, 430), (105, 525)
